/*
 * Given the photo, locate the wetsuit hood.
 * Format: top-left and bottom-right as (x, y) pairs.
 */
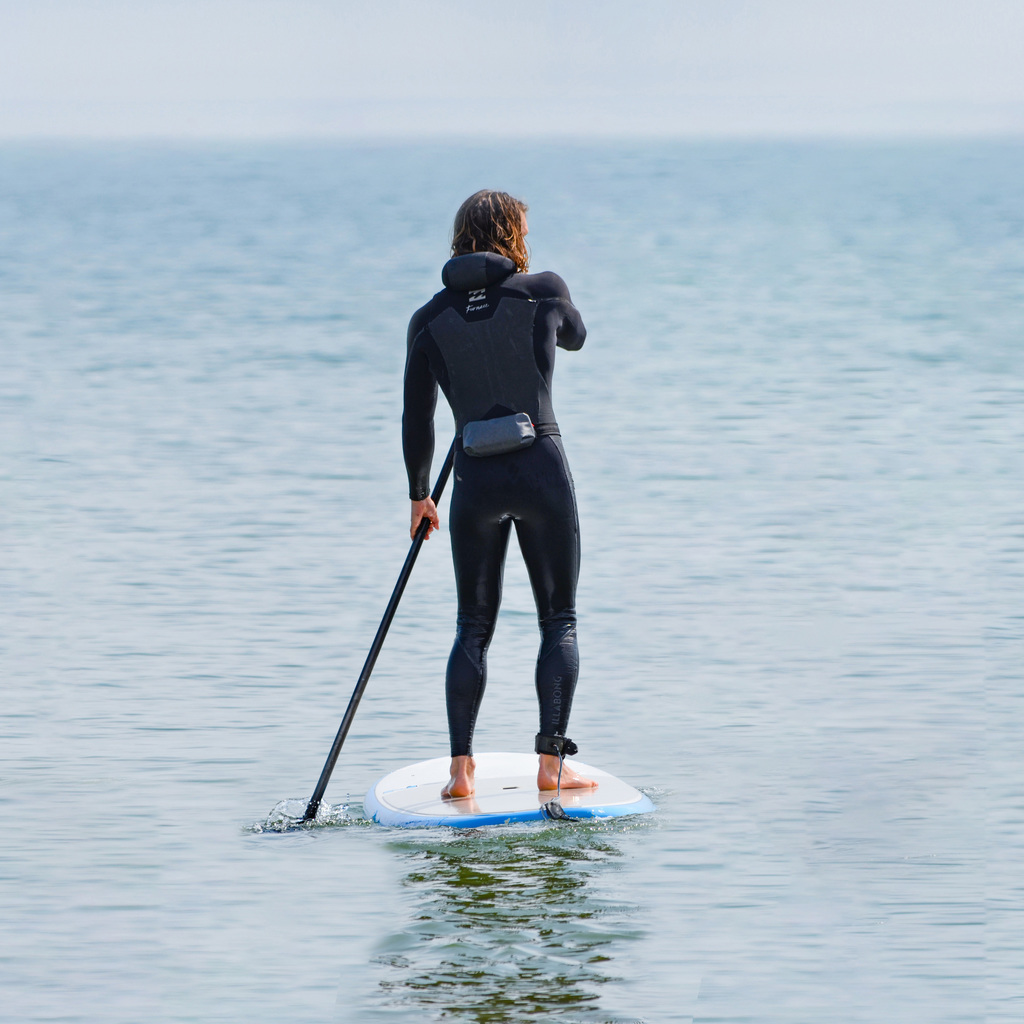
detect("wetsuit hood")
(442, 252), (517, 292)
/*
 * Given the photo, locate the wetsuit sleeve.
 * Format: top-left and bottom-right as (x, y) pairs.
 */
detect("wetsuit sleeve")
(403, 319), (438, 501)
(555, 298), (586, 351)
(529, 272), (586, 351)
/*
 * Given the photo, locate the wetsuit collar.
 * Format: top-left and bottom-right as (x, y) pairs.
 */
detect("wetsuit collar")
(441, 252), (517, 291)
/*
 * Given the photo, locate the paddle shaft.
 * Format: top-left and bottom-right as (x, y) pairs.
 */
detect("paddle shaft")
(301, 439), (456, 822)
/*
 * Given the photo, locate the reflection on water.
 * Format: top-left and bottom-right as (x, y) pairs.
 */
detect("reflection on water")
(373, 823), (645, 1023)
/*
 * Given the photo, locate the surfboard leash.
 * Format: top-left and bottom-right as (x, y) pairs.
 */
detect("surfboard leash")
(537, 734), (577, 821)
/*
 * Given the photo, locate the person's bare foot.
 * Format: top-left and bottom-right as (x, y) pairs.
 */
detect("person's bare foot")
(537, 753), (597, 792)
(441, 755), (475, 799)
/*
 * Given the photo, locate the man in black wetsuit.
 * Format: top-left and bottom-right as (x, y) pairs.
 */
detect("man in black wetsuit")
(402, 190), (597, 799)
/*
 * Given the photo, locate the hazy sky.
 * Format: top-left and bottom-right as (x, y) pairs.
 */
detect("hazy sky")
(2, 0), (1022, 137)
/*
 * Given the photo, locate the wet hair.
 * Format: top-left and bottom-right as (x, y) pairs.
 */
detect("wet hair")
(451, 190), (529, 272)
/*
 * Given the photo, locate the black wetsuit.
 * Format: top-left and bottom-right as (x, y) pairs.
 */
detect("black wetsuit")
(403, 252), (586, 757)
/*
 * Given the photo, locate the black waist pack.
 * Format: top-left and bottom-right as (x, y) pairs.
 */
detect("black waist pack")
(462, 412), (536, 457)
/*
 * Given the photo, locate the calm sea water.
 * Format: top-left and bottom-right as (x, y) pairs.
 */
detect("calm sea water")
(2, 140), (1021, 1023)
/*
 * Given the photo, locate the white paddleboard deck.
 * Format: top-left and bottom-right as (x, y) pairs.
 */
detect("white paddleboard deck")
(364, 751), (655, 828)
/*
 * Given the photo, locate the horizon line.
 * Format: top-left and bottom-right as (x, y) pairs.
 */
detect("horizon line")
(2, 129), (1023, 144)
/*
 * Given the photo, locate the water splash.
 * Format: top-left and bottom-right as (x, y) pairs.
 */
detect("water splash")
(246, 798), (365, 833)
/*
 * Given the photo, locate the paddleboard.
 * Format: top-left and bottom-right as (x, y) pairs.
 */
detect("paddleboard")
(364, 751), (655, 828)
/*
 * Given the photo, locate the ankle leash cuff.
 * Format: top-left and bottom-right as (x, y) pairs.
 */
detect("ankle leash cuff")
(535, 733), (578, 758)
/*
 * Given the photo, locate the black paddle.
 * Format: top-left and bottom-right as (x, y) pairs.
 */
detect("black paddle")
(300, 439), (456, 823)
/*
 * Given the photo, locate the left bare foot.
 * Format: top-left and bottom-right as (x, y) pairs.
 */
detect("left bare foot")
(537, 753), (597, 792)
(441, 755), (475, 799)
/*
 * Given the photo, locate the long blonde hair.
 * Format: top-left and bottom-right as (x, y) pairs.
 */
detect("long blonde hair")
(451, 190), (529, 272)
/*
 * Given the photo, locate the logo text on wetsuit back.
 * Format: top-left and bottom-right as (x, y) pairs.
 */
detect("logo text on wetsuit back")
(467, 288), (489, 313)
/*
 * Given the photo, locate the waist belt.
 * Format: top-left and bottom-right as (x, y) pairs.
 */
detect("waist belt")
(455, 422), (560, 453)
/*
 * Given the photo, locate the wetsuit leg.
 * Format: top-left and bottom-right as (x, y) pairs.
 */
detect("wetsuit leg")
(446, 460), (513, 757)
(511, 437), (581, 738)
(445, 437), (580, 755)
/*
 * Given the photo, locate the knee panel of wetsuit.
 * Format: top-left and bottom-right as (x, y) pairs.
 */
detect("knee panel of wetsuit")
(455, 613), (497, 657)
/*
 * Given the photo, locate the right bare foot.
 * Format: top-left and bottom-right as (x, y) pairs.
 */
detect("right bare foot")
(537, 753), (598, 792)
(441, 755), (475, 799)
